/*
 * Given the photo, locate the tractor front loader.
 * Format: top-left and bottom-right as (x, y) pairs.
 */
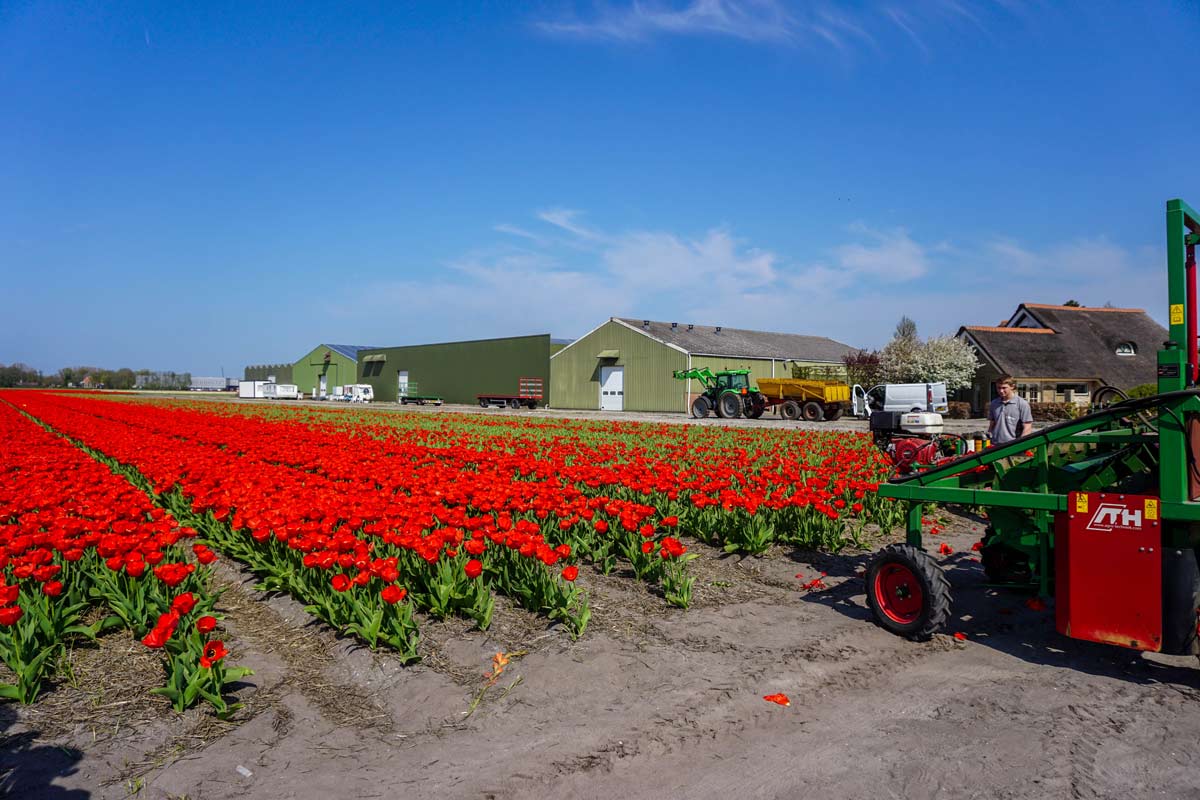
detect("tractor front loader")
(864, 199), (1200, 664)
(674, 368), (767, 419)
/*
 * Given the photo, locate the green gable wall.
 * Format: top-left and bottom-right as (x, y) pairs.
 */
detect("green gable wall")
(357, 335), (551, 405)
(293, 345), (358, 399)
(550, 320), (688, 412)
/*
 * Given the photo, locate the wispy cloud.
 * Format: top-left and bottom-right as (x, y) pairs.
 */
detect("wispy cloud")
(339, 209), (1163, 352)
(536, 208), (607, 241)
(537, 0), (797, 44)
(535, 0), (1012, 56)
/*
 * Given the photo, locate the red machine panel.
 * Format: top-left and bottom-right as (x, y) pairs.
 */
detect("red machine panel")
(1055, 492), (1162, 651)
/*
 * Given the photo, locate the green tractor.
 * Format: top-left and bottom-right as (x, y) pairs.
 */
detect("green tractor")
(673, 368), (767, 419)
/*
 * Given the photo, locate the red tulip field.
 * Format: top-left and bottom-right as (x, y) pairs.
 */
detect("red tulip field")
(3, 390), (1198, 799)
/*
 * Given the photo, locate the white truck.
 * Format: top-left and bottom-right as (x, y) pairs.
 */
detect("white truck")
(852, 382), (949, 417)
(329, 384), (374, 403)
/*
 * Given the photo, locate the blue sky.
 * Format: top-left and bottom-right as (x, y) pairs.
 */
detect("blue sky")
(3, 0), (1198, 375)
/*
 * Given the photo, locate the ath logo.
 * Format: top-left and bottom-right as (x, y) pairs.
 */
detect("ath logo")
(1086, 503), (1143, 532)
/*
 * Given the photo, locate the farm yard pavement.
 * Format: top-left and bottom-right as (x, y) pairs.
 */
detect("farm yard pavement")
(4, 510), (1199, 800)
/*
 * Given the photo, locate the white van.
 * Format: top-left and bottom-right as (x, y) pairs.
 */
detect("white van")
(852, 382), (949, 417)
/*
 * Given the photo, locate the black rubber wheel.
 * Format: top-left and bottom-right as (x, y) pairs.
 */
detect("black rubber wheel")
(508, 399), (521, 409)
(691, 396), (711, 419)
(824, 405), (844, 421)
(979, 538), (1035, 585)
(746, 393), (766, 419)
(718, 391), (742, 419)
(781, 401), (801, 420)
(801, 401), (825, 422)
(478, 398), (488, 408)
(866, 544), (952, 640)
(1161, 547), (1200, 655)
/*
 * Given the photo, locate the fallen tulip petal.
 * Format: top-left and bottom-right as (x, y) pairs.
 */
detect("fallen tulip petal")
(763, 693), (791, 707)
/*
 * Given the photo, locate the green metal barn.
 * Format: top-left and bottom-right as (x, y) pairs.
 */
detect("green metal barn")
(550, 318), (858, 413)
(243, 362), (293, 383)
(293, 344), (376, 399)
(357, 334), (557, 405)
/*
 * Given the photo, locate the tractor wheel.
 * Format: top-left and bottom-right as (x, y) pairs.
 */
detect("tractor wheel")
(801, 401), (825, 422)
(718, 391), (742, 419)
(781, 401), (801, 420)
(866, 544), (952, 640)
(746, 393), (766, 419)
(691, 396), (711, 419)
(824, 405), (844, 421)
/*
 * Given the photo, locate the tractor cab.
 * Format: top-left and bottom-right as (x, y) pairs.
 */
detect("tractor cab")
(715, 371), (751, 393)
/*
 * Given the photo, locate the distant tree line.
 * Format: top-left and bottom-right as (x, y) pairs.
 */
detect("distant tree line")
(0, 364), (191, 390)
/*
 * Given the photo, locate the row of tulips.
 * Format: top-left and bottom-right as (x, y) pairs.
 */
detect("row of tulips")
(12, 393), (596, 651)
(10, 392), (901, 656)
(0, 400), (249, 713)
(104, 392), (907, 553)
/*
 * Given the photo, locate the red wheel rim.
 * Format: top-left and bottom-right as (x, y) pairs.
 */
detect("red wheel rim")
(874, 563), (924, 624)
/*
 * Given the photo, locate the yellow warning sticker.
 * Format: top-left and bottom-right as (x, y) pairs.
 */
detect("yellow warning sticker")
(1145, 498), (1158, 520)
(1075, 494), (1088, 513)
(1171, 304), (1185, 325)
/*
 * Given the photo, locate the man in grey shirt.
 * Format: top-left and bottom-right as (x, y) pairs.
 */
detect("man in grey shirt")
(988, 375), (1033, 444)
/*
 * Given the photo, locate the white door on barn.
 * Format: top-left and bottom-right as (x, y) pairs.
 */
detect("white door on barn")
(319, 374), (327, 398)
(599, 366), (624, 411)
(397, 370), (409, 399)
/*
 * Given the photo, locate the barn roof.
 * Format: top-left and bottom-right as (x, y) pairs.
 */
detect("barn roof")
(323, 344), (380, 361)
(613, 318), (857, 362)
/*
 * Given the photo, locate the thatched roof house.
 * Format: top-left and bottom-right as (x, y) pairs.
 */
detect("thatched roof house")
(955, 303), (1166, 413)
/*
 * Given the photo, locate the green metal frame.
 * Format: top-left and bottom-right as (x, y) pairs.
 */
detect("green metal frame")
(878, 200), (1200, 596)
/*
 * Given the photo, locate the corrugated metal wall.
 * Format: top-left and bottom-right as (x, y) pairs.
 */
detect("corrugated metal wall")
(293, 346), (356, 399)
(244, 364), (293, 383)
(550, 320), (688, 411)
(357, 335), (551, 405)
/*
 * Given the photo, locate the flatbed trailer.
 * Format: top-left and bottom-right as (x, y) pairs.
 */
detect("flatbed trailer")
(477, 377), (544, 409)
(755, 377), (850, 421)
(398, 382), (443, 406)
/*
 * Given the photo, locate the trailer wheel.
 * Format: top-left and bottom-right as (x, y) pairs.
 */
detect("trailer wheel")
(478, 398), (488, 408)
(717, 392), (742, 419)
(801, 401), (825, 422)
(866, 544), (951, 640)
(691, 396), (711, 419)
(781, 400), (801, 420)
(508, 399), (521, 409)
(824, 405), (844, 421)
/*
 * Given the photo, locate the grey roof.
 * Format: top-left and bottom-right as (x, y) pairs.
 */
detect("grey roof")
(615, 318), (857, 362)
(958, 304), (1166, 389)
(324, 344), (380, 361)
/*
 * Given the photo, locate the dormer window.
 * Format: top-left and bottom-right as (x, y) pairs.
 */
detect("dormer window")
(1116, 342), (1136, 356)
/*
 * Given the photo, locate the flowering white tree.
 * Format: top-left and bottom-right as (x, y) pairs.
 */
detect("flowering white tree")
(879, 318), (979, 389)
(914, 335), (979, 390)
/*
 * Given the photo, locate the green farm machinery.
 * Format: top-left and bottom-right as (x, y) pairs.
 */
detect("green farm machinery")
(865, 199), (1200, 662)
(674, 368), (767, 419)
